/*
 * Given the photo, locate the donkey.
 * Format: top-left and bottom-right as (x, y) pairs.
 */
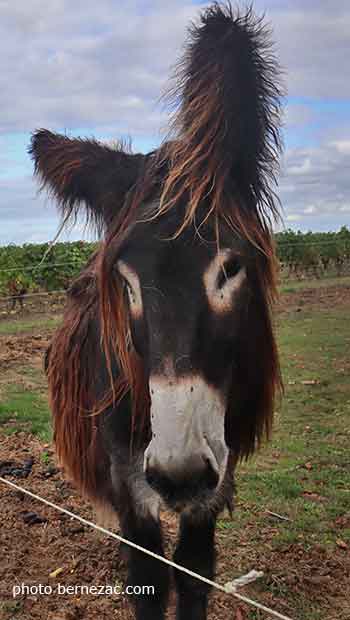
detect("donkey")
(30, 4), (283, 619)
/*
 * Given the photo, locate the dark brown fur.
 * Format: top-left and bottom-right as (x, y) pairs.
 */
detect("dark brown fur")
(38, 1), (283, 503)
(29, 129), (148, 234)
(35, 6), (285, 618)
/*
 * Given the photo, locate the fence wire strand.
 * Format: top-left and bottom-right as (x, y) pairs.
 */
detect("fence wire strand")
(0, 262), (83, 274)
(0, 290), (66, 303)
(0, 238), (349, 274)
(0, 476), (294, 620)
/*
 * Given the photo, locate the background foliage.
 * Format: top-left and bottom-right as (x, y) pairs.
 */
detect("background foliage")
(0, 229), (350, 294)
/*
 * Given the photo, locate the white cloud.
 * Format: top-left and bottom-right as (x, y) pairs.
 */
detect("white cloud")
(2, 0), (348, 135)
(331, 141), (350, 155)
(279, 140), (350, 228)
(303, 206), (316, 215)
(0, 174), (95, 245)
(0, 0), (198, 135)
(1, 1), (350, 241)
(286, 214), (302, 222)
(268, 3), (350, 100)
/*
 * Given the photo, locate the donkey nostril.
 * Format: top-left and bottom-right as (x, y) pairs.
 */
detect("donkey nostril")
(145, 468), (156, 487)
(145, 456), (220, 504)
(145, 467), (174, 500)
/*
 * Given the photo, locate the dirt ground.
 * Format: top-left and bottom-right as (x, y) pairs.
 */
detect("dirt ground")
(0, 284), (350, 620)
(1, 435), (349, 620)
(278, 283), (350, 314)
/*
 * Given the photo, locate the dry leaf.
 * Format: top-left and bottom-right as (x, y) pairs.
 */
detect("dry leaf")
(335, 513), (350, 528)
(49, 567), (64, 578)
(336, 539), (348, 550)
(235, 606), (246, 620)
(302, 491), (326, 503)
(301, 380), (318, 385)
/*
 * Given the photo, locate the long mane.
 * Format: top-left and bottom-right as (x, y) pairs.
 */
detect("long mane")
(46, 3), (284, 497)
(47, 260), (150, 499)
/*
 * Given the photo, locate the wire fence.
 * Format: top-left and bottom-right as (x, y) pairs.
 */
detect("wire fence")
(0, 262), (81, 275)
(0, 236), (349, 284)
(0, 239), (349, 276)
(0, 250), (349, 309)
(0, 254), (349, 278)
(0, 290), (66, 303)
(0, 273), (349, 306)
(0, 476), (294, 620)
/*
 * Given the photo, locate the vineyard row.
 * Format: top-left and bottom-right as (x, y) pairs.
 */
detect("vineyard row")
(1, 228), (350, 294)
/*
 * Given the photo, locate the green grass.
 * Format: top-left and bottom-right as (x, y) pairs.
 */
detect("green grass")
(0, 287), (349, 619)
(0, 384), (51, 440)
(40, 449), (51, 464)
(216, 304), (350, 618)
(0, 316), (61, 335)
(219, 307), (350, 541)
(279, 274), (350, 293)
(0, 314), (58, 438)
(0, 600), (24, 616)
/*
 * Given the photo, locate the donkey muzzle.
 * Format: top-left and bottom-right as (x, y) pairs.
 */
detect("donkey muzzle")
(143, 375), (228, 507)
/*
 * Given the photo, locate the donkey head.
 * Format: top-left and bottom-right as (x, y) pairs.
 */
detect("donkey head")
(31, 5), (283, 510)
(104, 209), (254, 506)
(96, 178), (282, 509)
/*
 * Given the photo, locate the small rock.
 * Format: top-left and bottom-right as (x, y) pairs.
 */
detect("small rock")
(43, 465), (59, 478)
(69, 524), (85, 535)
(0, 456), (34, 478)
(21, 511), (48, 525)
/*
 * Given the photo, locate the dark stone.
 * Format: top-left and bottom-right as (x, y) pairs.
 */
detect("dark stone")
(21, 511), (48, 525)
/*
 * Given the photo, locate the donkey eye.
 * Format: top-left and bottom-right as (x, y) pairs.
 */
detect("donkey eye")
(217, 258), (241, 289)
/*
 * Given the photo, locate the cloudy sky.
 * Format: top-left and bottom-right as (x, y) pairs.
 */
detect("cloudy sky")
(1, 0), (349, 245)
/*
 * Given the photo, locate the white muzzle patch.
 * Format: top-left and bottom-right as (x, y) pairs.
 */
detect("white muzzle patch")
(144, 375), (228, 485)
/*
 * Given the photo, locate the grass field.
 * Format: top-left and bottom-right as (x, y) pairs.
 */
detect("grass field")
(217, 301), (350, 618)
(236, 305), (349, 547)
(279, 274), (350, 293)
(0, 316), (61, 336)
(0, 281), (349, 619)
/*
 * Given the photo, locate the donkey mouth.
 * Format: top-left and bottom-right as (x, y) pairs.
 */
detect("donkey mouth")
(145, 459), (220, 511)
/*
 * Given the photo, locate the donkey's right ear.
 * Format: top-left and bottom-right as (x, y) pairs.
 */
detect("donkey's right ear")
(29, 129), (147, 235)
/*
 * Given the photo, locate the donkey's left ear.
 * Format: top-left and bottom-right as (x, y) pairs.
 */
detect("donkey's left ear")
(29, 129), (147, 235)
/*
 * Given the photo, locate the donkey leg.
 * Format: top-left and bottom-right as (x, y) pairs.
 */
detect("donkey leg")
(174, 512), (216, 620)
(117, 489), (170, 620)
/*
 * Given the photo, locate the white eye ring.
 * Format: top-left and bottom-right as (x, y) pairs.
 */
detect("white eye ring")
(117, 260), (143, 318)
(203, 250), (246, 313)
